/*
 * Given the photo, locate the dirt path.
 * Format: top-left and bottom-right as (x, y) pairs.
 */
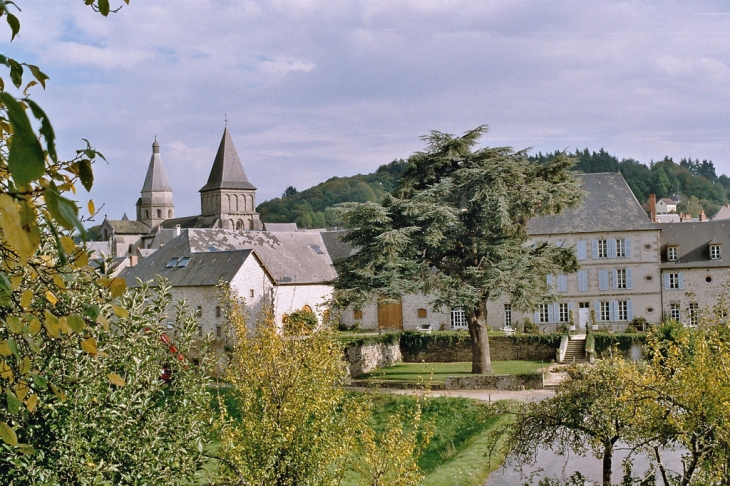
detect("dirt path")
(346, 387), (556, 402)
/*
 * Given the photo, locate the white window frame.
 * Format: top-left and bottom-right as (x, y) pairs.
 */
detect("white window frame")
(451, 308), (468, 329)
(668, 246), (679, 262)
(538, 304), (550, 324)
(669, 273), (680, 289)
(616, 269), (627, 289)
(689, 302), (699, 326)
(598, 239), (608, 258)
(600, 302), (611, 321)
(670, 303), (681, 321)
(710, 244), (721, 260)
(616, 239), (625, 258)
(504, 304), (512, 326)
(558, 303), (569, 323)
(617, 301), (628, 321)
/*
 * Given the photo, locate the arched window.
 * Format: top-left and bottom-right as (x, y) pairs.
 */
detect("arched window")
(225, 195), (230, 212)
(144, 210), (149, 219)
(236, 220), (243, 230)
(248, 195), (254, 212)
(229, 219), (234, 229)
(157, 209), (162, 218)
(168, 209), (172, 218)
(235, 195), (239, 212)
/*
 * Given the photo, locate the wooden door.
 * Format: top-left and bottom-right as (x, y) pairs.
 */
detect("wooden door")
(378, 298), (403, 330)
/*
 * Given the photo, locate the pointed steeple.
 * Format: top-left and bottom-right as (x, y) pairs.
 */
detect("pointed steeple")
(136, 138), (174, 227)
(199, 127), (256, 192)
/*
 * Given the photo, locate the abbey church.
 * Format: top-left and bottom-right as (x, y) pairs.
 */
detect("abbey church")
(95, 126), (264, 258)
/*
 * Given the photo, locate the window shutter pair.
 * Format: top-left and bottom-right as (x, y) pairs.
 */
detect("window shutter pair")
(578, 270), (588, 291)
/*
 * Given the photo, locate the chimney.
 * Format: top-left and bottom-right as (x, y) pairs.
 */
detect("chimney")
(649, 194), (657, 222)
(129, 255), (138, 267)
(700, 210), (707, 222)
(175, 224), (181, 236)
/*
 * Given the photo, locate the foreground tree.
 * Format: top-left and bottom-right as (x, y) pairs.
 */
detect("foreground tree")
(217, 295), (367, 485)
(334, 126), (581, 373)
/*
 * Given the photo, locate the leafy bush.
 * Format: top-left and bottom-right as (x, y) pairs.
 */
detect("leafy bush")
(400, 331), (471, 356)
(285, 309), (318, 334)
(591, 333), (646, 355)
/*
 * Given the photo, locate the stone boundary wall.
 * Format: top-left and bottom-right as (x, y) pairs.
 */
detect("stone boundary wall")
(445, 373), (544, 390)
(401, 336), (558, 363)
(345, 342), (402, 378)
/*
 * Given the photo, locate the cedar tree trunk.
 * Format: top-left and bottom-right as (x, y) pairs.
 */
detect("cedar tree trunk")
(467, 299), (493, 374)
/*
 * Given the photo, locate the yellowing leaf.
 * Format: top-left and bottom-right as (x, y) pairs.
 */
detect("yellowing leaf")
(25, 393), (38, 413)
(60, 236), (76, 255)
(112, 305), (129, 319)
(52, 274), (66, 290)
(19, 357), (30, 376)
(20, 289), (33, 309)
(74, 250), (89, 268)
(58, 317), (72, 335)
(97, 278), (112, 287)
(15, 380), (28, 400)
(45, 290), (58, 305)
(67, 314), (86, 332)
(6, 316), (22, 334)
(49, 383), (66, 402)
(0, 421), (18, 446)
(109, 278), (126, 298)
(44, 311), (60, 339)
(10, 276), (22, 291)
(107, 373), (126, 387)
(0, 341), (11, 357)
(97, 314), (109, 330)
(80, 337), (97, 355)
(0, 194), (34, 263)
(87, 199), (95, 215)
(0, 361), (13, 381)
(28, 318), (41, 335)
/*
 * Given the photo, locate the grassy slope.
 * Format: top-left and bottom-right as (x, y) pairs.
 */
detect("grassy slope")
(360, 361), (545, 383)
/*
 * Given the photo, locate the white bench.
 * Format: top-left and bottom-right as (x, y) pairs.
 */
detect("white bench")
(417, 324), (432, 334)
(502, 326), (515, 336)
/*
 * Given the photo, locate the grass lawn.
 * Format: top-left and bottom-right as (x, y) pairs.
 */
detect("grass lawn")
(360, 361), (545, 384)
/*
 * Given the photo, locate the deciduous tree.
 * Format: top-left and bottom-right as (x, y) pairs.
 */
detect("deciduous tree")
(334, 126), (581, 373)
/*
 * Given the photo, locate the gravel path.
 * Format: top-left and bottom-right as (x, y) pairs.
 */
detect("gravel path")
(346, 387), (556, 402)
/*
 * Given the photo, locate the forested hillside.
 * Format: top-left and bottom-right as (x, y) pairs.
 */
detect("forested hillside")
(257, 149), (730, 227)
(256, 159), (406, 228)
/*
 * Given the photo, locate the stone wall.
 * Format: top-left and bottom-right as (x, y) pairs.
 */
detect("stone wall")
(345, 342), (402, 378)
(445, 373), (544, 390)
(401, 336), (558, 363)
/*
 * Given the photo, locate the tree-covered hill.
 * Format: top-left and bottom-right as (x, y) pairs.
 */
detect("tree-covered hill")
(257, 149), (730, 227)
(257, 159), (406, 228)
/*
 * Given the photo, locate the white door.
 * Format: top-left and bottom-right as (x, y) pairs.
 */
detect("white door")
(578, 308), (589, 330)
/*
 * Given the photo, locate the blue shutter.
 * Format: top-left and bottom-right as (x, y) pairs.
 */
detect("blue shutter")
(547, 274), (553, 287)
(577, 241), (587, 260)
(599, 270), (608, 291)
(627, 300), (634, 320)
(679, 273), (684, 290)
(610, 301), (618, 321)
(612, 269), (618, 290)
(533, 311), (540, 323)
(553, 304), (560, 324)
(626, 269), (633, 290)
(624, 238), (632, 258)
(547, 304), (554, 323)
(592, 240), (599, 259)
(594, 301), (601, 321)
(578, 270), (588, 291)
(664, 273), (670, 290)
(608, 239), (617, 258)
(558, 275), (567, 293)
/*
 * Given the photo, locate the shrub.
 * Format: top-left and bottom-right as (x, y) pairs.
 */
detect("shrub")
(285, 309), (318, 334)
(522, 319), (539, 334)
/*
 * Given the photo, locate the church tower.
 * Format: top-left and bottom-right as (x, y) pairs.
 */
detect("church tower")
(136, 139), (174, 228)
(199, 127), (262, 230)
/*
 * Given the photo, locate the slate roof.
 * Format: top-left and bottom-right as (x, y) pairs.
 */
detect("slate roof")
(141, 140), (173, 193)
(658, 220), (730, 269)
(199, 127), (256, 192)
(263, 222), (299, 232)
(123, 234), (257, 287)
(713, 204), (730, 221)
(320, 230), (357, 263)
(527, 173), (655, 235)
(160, 215), (212, 229)
(123, 229), (336, 286)
(105, 220), (150, 234)
(656, 214), (681, 223)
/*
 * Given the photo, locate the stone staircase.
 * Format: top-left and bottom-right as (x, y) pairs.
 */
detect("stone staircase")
(562, 335), (587, 364)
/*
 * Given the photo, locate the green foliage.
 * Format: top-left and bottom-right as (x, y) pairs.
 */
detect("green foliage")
(257, 159), (407, 228)
(285, 309), (318, 333)
(340, 331), (401, 347)
(399, 331), (471, 356)
(591, 332), (646, 355)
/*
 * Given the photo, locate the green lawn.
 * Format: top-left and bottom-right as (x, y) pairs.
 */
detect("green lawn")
(360, 361), (545, 384)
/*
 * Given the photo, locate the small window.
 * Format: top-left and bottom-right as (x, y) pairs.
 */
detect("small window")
(417, 308), (427, 318)
(667, 246), (679, 262)
(216, 306), (221, 318)
(670, 303), (681, 321)
(616, 269), (627, 289)
(168, 209), (172, 218)
(353, 309), (363, 320)
(177, 257), (191, 267)
(504, 304), (512, 325)
(196, 306), (202, 317)
(157, 209), (162, 218)
(537, 304), (549, 323)
(250, 289), (254, 298)
(616, 239), (625, 257)
(597, 240), (607, 258)
(197, 325), (203, 337)
(216, 325), (222, 338)
(647, 307), (654, 313)
(166, 258), (178, 268)
(643, 244), (652, 251)
(645, 275), (653, 281)
(617, 301), (628, 321)
(707, 276), (713, 283)
(600, 302), (611, 321)
(668, 273), (681, 289)
(710, 244), (721, 260)
(451, 308), (468, 328)
(689, 302), (699, 326)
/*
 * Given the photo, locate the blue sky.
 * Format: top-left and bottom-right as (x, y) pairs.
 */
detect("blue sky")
(5, 1), (730, 221)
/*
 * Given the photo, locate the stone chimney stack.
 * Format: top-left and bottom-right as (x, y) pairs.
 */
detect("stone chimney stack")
(649, 194), (657, 222)
(700, 210), (707, 222)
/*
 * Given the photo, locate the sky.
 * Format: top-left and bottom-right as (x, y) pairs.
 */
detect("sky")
(4, 0), (730, 222)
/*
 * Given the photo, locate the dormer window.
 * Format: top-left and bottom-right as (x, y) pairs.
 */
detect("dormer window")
(667, 246), (679, 262)
(710, 244), (721, 260)
(166, 258), (179, 268)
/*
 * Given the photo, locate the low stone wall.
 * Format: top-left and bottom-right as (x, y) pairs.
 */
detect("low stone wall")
(445, 373), (544, 390)
(345, 342), (402, 378)
(401, 336), (558, 363)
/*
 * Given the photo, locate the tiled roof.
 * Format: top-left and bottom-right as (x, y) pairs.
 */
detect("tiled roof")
(199, 127), (256, 192)
(658, 220), (730, 268)
(105, 220), (150, 234)
(713, 204), (730, 221)
(320, 230), (357, 263)
(160, 215), (211, 229)
(263, 223), (299, 232)
(527, 173), (655, 235)
(141, 140), (173, 193)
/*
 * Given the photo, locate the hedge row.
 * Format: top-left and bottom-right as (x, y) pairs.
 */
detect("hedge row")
(586, 332), (647, 354)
